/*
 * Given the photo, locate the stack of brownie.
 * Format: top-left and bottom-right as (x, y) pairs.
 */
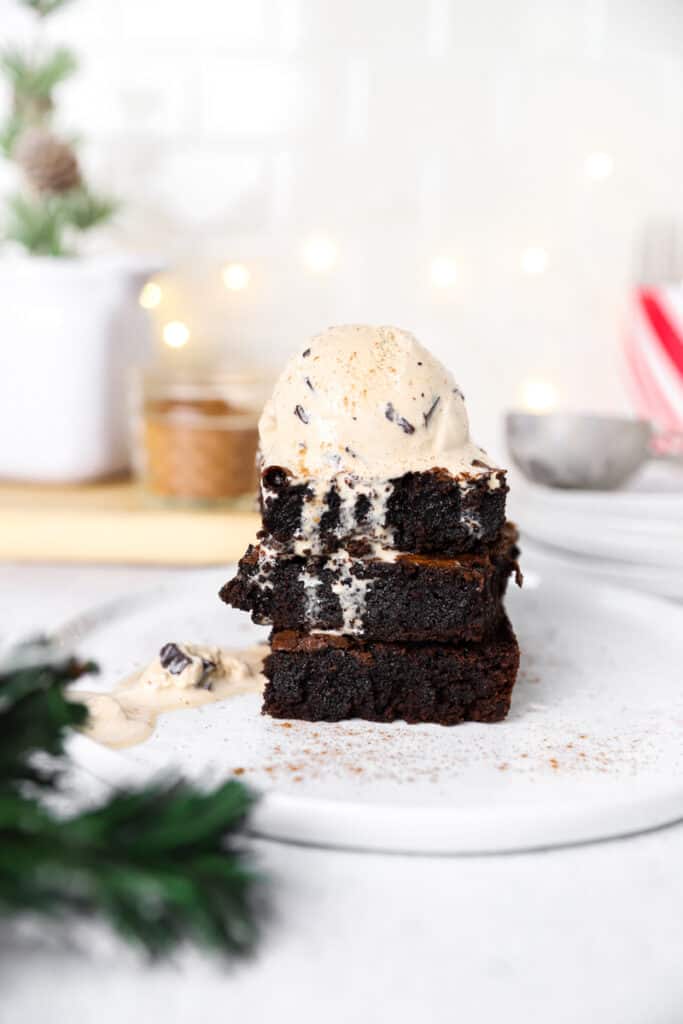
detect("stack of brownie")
(221, 463), (521, 725)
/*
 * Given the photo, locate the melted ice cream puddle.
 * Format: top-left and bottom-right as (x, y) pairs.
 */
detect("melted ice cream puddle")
(73, 642), (267, 750)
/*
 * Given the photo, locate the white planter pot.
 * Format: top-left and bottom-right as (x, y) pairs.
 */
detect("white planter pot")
(0, 256), (157, 482)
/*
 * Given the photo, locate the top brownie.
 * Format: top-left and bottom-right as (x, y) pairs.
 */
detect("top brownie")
(260, 463), (508, 556)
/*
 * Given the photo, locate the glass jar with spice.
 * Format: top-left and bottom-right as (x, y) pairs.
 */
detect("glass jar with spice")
(131, 369), (269, 506)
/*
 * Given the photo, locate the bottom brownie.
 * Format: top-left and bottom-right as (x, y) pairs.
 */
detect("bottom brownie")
(263, 617), (519, 725)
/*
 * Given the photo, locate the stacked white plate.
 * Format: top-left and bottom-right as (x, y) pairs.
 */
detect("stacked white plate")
(511, 462), (683, 601)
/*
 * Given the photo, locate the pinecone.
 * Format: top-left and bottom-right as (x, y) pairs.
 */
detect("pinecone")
(15, 130), (81, 195)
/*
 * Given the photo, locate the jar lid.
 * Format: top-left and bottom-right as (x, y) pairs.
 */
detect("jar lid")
(138, 366), (272, 412)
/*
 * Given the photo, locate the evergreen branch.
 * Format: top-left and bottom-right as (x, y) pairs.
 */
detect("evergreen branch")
(0, 639), (95, 790)
(3, 188), (117, 256)
(0, 782), (261, 958)
(61, 187), (118, 231)
(1, 47), (78, 100)
(0, 642), (264, 959)
(0, 113), (25, 157)
(1, 10), (121, 251)
(4, 192), (70, 256)
(18, 0), (74, 16)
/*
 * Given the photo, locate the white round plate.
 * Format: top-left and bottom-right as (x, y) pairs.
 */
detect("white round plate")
(517, 474), (683, 520)
(514, 484), (683, 568)
(520, 537), (683, 602)
(66, 567), (683, 854)
(519, 507), (683, 567)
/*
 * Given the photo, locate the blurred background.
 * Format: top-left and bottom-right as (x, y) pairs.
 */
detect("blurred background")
(5, 0), (683, 440)
(1, 0), (682, 571)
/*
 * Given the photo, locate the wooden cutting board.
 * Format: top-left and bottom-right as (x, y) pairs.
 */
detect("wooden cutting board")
(0, 480), (260, 565)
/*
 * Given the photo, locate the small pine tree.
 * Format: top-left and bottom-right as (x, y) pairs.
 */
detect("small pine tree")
(1, 0), (117, 256)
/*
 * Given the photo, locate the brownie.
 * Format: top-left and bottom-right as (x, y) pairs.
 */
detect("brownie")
(263, 615), (520, 725)
(260, 464), (508, 555)
(221, 524), (520, 643)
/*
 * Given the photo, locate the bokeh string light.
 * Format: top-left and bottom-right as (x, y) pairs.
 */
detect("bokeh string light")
(430, 257), (458, 288)
(302, 236), (338, 273)
(584, 151), (614, 181)
(521, 247), (549, 275)
(139, 281), (162, 309)
(222, 263), (251, 291)
(162, 321), (190, 349)
(520, 378), (558, 412)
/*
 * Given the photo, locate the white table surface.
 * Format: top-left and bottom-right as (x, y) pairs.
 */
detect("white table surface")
(1, 560), (682, 1024)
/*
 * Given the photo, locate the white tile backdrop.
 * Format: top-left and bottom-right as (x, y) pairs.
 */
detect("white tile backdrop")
(3, 0), (683, 447)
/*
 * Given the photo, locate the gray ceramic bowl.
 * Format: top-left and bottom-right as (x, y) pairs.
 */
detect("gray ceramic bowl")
(505, 412), (654, 490)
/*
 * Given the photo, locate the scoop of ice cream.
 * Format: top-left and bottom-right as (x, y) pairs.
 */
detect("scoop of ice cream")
(258, 324), (490, 478)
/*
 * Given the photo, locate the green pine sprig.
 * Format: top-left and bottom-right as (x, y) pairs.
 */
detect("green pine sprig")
(0, 642), (263, 959)
(18, 0), (74, 16)
(61, 186), (118, 231)
(1, 47), (77, 157)
(4, 188), (119, 256)
(0, 639), (94, 789)
(4, 192), (67, 255)
(0, 112), (25, 157)
(0, 781), (260, 957)
(1, 47), (78, 103)
(1, 0), (119, 253)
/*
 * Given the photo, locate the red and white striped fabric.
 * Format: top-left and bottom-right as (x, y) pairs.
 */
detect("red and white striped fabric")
(624, 286), (683, 452)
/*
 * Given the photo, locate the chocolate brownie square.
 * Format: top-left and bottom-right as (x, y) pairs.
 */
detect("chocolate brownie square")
(260, 464), (508, 556)
(262, 616), (520, 725)
(221, 524), (520, 643)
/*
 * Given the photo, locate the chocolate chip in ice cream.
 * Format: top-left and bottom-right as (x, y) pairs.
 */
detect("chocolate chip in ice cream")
(159, 642), (192, 675)
(159, 642), (218, 687)
(385, 402), (415, 435)
(197, 654), (218, 688)
(294, 404), (310, 424)
(423, 395), (440, 428)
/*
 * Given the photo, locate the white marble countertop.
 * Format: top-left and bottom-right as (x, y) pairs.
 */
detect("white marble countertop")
(2, 562), (682, 1024)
